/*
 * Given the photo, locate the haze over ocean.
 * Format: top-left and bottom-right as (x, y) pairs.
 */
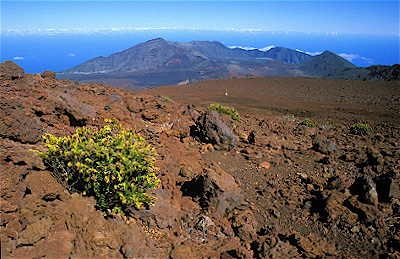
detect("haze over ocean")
(1, 1), (399, 74)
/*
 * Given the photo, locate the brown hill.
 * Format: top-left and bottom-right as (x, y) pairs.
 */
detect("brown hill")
(1, 61), (399, 258)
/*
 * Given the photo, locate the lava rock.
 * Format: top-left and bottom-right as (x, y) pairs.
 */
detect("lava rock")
(193, 110), (238, 150)
(366, 146), (384, 166)
(248, 131), (256, 144)
(287, 232), (337, 258)
(375, 171), (400, 202)
(321, 189), (358, 225)
(204, 166), (243, 216)
(350, 176), (379, 205)
(180, 164), (243, 216)
(327, 175), (353, 191)
(50, 91), (96, 126)
(41, 71), (56, 79)
(0, 110), (45, 144)
(182, 104), (200, 119)
(312, 136), (337, 154)
(230, 209), (258, 242)
(0, 61), (24, 80)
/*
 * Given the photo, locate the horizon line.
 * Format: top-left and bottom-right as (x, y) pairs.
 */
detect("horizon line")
(2, 27), (398, 37)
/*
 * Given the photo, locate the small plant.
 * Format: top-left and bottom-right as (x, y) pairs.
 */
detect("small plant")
(33, 119), (160, 214)
(350, 122), (371, 135)
(207, 103), (241, 122)
(161, 97), (170, 102)
(299, 119), (316, 128)
(285, 114), (300, 122)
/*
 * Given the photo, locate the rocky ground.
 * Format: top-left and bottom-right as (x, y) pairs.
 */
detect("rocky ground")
(1, 61), (399, 258)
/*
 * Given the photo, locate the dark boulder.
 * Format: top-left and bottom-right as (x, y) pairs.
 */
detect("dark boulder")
(375, 171), (400, 202)
(350, 176), (379, 205)
(181, 164), (243, 216)
(193, 110), (238, 150)
(248, 131), (256, 144)
(312, 136), (337, 154)
(41, 71), (56, 79)
(0, 61), (24, 80)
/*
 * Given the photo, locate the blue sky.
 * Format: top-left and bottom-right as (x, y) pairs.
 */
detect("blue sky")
(2, 1), (399, 35)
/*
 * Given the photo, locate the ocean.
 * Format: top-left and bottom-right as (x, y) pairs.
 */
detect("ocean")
(1, 30), (399, 74)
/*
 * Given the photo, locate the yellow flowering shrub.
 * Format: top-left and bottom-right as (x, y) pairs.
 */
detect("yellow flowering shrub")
(34, 119), (160, 214)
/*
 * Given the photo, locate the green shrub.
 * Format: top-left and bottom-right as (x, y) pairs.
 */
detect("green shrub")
(285, 114), (300, 122)
(299, 119), (316, 128)
(33, 119), (160, 214)
(350, 122), (371, 135)
(207, 103), (241, 122)
(161, 97), (170, 102)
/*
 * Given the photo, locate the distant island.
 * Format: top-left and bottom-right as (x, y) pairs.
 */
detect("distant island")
(57, 38), (399, 91)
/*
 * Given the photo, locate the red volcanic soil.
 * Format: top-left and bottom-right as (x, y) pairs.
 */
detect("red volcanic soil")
(143, 77), (400, 124)
(1, 62), (400, 258)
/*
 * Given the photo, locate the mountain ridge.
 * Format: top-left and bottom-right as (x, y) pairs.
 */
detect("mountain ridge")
(57, 38), (399, 90)
(59, 38), (310, 76)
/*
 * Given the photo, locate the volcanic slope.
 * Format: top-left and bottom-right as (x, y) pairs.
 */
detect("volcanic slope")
(57, 38), (398, 91)
(143, 76), (400, 124)
(299, 51), (400, 81)
(2, 61), (400, 258)
(57, 38), (309, 89)
(59, 38), (310, 75)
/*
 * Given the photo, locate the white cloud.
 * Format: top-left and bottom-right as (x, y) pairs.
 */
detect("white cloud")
(228, 45), (257, 51)
(306, 51), (323, 56)
(228, 45), (275, 52)
(295, 49), (322, 56)
(13, 56), (24, 60)
(259, 45), (275, 52)
(1, 27), (282, 36)
(67, 53), (76, 57)
(339, 53), (374, 63)
(339, 53), (358, 61)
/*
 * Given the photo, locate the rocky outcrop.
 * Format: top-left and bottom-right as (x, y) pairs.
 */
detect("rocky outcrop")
(41, 71), (56, 79)
(312, 135), (337, 154)
(363, 64), (400, 81)
(0, 61), (24, 80)
(193, 110), (238, 150)
(181, 163), (243, 216)
(350, 176), (379, 205)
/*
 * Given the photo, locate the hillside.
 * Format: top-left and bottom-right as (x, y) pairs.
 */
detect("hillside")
(299, 51), (358, 78)
(261, 47), (311, 64)
(2, 61), (400, 258)
(299, 52), (400, 81)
